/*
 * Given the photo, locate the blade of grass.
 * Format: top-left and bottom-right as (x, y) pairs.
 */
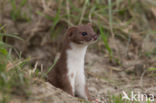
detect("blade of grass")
(108, 0), (114, 38)
(0, 25), (6, 31)
(89, 6), (96, 23)
(99, 26), (113, 60)
(50, 9), (61, 37)
(66, 0), (71, 24)
(79, 0), (89, 24)
(0, 41), (12, 48)
(46, 56), (59, 74)
(147, 67), (156, 71)
(0, 33), (24, 41)
(20, 0), (27, 7)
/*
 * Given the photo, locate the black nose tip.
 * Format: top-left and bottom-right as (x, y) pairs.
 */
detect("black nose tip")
(93, 35), (97, 40)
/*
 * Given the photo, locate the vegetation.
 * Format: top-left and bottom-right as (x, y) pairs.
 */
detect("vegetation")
(0, 29), (29, 102)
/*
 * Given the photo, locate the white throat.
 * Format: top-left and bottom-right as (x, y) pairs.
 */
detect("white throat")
(67, 42), (88, 61)
(66, 42), (88, 70)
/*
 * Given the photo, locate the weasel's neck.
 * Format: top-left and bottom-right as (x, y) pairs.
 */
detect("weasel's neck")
(66, 42), (88, 70)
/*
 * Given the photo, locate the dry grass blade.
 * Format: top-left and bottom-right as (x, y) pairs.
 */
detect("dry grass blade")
(108, 0), (115, 38)
(66, 0), (71, 24)
(79, 0), (89, 24)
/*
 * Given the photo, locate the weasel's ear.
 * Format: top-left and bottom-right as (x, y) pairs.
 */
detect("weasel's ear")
(67, 27), (77, 37)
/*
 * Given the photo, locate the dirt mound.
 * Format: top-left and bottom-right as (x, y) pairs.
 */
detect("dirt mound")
(10, 81), (85, 103)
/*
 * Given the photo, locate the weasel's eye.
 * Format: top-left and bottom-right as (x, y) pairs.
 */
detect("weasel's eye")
(81, 32), (87, 36)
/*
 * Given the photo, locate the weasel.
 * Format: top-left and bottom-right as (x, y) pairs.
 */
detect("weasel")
(47, 23), (98, 100)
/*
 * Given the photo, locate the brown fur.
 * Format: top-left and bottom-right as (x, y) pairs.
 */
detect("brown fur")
(47, 33), (73, 95)
(85, 84), (91, 100)
(67, 25), (97, 44)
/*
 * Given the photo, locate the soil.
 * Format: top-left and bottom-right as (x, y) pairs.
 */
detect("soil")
(9, 51), (156, 103)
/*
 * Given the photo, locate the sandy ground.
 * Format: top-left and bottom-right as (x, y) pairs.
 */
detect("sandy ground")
(9, 51), (156, 103)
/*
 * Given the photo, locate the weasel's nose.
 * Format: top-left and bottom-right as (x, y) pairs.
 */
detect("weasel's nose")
(93, 35), (98, 40)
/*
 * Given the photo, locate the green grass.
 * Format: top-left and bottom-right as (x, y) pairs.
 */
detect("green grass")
(99, 26), (113, 59)
(31, 0), (155, 60)
(148, 67), (156, 71)
(9, 0), (30, 21)
(0, 28), (32, 102)
(41, 55), (59, 78)
(6, 0), (155, 50)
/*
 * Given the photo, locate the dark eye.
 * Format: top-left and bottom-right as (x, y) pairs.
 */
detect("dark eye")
(81, 32), (87, 36)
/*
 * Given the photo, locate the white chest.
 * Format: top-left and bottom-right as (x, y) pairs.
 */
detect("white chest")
(66, 43), (87, 93)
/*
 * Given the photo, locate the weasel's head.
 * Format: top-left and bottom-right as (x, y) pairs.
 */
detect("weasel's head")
(66, 23), (98, 45)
